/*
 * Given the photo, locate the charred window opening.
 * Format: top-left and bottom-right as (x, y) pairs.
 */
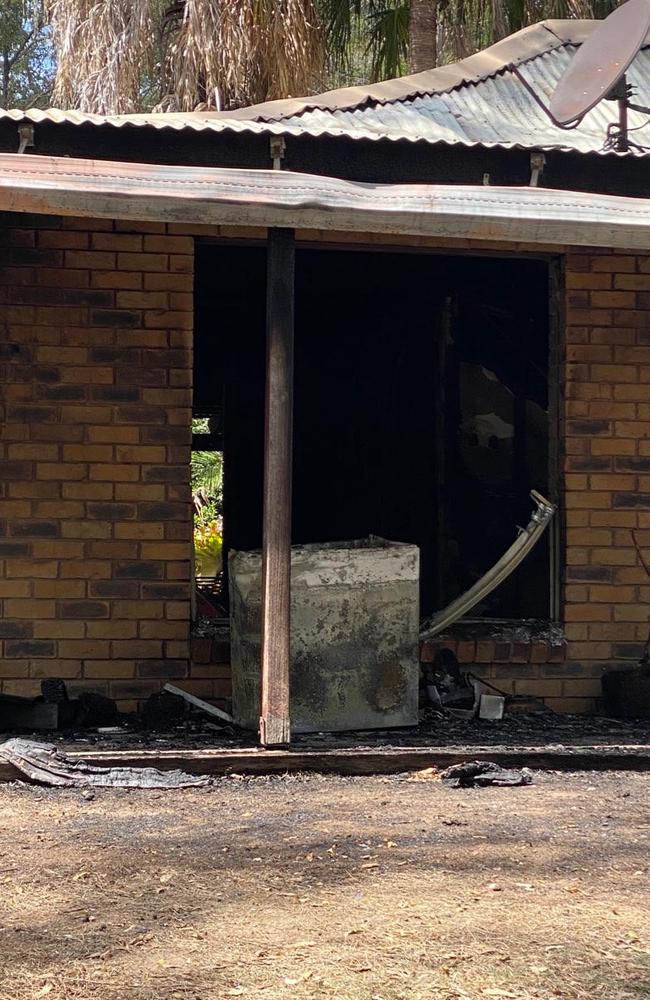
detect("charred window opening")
(194, 244), (554, 622)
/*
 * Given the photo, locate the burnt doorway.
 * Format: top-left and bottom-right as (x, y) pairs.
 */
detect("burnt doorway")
(194, 243), (553, 621)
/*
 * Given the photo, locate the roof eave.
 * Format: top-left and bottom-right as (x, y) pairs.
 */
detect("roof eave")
(1, 153), (649, 251)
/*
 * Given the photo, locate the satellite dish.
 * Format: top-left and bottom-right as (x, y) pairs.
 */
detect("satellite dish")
(550, 0), (650, 125)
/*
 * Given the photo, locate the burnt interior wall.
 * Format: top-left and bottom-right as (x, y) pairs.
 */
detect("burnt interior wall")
(195, 244), (551, 620)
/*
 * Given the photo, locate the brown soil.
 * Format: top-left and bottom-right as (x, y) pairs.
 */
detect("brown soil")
(1, 770), (649, 1000)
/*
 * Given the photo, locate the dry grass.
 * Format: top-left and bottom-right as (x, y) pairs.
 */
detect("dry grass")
(1, 770), (650, 1000)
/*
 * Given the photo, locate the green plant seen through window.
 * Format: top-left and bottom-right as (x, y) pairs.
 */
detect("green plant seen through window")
(192, 419), (223, 578)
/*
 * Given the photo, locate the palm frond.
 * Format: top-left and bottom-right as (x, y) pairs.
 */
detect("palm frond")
(46, 0), (153, 114)
(160, 0), (323, 111)
(366, 2), (408, 80)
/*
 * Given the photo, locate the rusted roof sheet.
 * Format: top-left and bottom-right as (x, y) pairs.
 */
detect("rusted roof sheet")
(1, 19), (650, 155)
(1, 153), (650, 249)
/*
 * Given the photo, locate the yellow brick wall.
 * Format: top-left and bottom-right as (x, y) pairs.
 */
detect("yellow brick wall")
(0, 213), (193, 710)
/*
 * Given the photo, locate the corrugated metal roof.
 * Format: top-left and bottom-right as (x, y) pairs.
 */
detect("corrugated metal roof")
(2, 19), (649, 155)
(276, 46), (650, 153)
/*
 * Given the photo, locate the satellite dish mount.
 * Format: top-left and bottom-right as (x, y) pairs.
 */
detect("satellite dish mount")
(509, 0), (650, 153)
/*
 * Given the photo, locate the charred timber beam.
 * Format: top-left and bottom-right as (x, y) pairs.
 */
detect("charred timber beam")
(260, 227), (295, 747)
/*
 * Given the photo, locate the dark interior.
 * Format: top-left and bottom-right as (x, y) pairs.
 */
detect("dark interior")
(194, 243), (552, 620)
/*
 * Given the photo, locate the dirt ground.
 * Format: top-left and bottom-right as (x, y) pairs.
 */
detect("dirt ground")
(1, 771), (649, 1000)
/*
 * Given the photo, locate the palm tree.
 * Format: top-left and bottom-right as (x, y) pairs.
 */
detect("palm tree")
(409, 0), (437, 72)
(45, 0), (323, 114)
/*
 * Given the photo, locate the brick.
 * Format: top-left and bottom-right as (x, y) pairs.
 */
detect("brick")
(5, 640), (55, 657)
(139, 621), (188, 640)
(117, 484), (165, 501)
(590, 439), (636, 457)
(115, 366), (166, 387)
(59, 405), (112, 425)
(33, 592), (88, 620)
(592, 256), (636, 272)
(89, 580), (139, 599)
(33, 620), (85, 639)
(91, 270), (142, 290)
(145, 272), (192, 292)
(86, 542), (135, 560)
(0, 541), (30, 557)
(591, 365), (638, 383)
(139, 502), (187, 521)
(59, 559), (111, 580)
(0, 622), (33, 639)
(91, 233), (142, 251)
(115, 561), (164, 580)
(167, 641), (191, 660)
(144, 234), (193, 253)
(136, 660), (188, 679)
(88, 425), (139, 444)
(117, 252), (168, 271)
(1, 679), (44, 695)
(62, 524), (115, 545)
(84, 661), (137, 679)
(566, 273), (612, 290)
(615, 421), (650, 437)
(565, 456), (611, 472)
(90, 309), (141, 328)
(143, 583), (190, 599)
(58, 640), (110, 658)
(9, 520), (59, 538)
(116, 290), (167, 310)
(112, 600), (164, 619)
(0, 460), (32, 479)
(30, 659), (82, 679)
(613, 493), (650, 508)
(140, 542), (189, 560)
(63, 444), (113, 462)
(87, 621), (138, 638)
(115, 523), (164, 540)
(89, 463), (140, 482)
(59, 600), (109, 619)
(143, 465), (188, 483)
(116, 405), (166, 424)
(87, 502), (137, 521)
(108, 680), (159, 701)
(65, 250), (115, 269)
(63, 483), (113, 500)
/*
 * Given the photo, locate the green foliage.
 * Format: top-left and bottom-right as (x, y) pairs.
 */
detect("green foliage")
(0, 1), (54, 107)
(319, 0), (408, 83)
(191, 450), (223, 509)
(191, 428), (223, 576)
(194, 518), (223, 577)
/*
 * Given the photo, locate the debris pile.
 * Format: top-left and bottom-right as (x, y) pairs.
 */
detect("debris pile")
(440, 760), (533, 788)
(0, 738), (210, 789)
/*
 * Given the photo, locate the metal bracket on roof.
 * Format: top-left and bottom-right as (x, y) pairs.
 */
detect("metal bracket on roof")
(17, 124), (35, 155)
(529, 151), (546, 187)
(270, 136), (286, 170)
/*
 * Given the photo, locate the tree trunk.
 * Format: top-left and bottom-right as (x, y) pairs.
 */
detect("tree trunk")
(408, 0), (437, 73)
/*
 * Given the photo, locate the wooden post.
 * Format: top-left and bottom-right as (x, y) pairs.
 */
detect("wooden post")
(260, 227), (295, 747)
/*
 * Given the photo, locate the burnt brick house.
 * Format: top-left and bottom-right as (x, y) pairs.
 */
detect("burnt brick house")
(1, 18), (650, 726)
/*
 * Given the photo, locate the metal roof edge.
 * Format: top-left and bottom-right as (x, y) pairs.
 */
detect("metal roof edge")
(0, 153), (649, 251)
